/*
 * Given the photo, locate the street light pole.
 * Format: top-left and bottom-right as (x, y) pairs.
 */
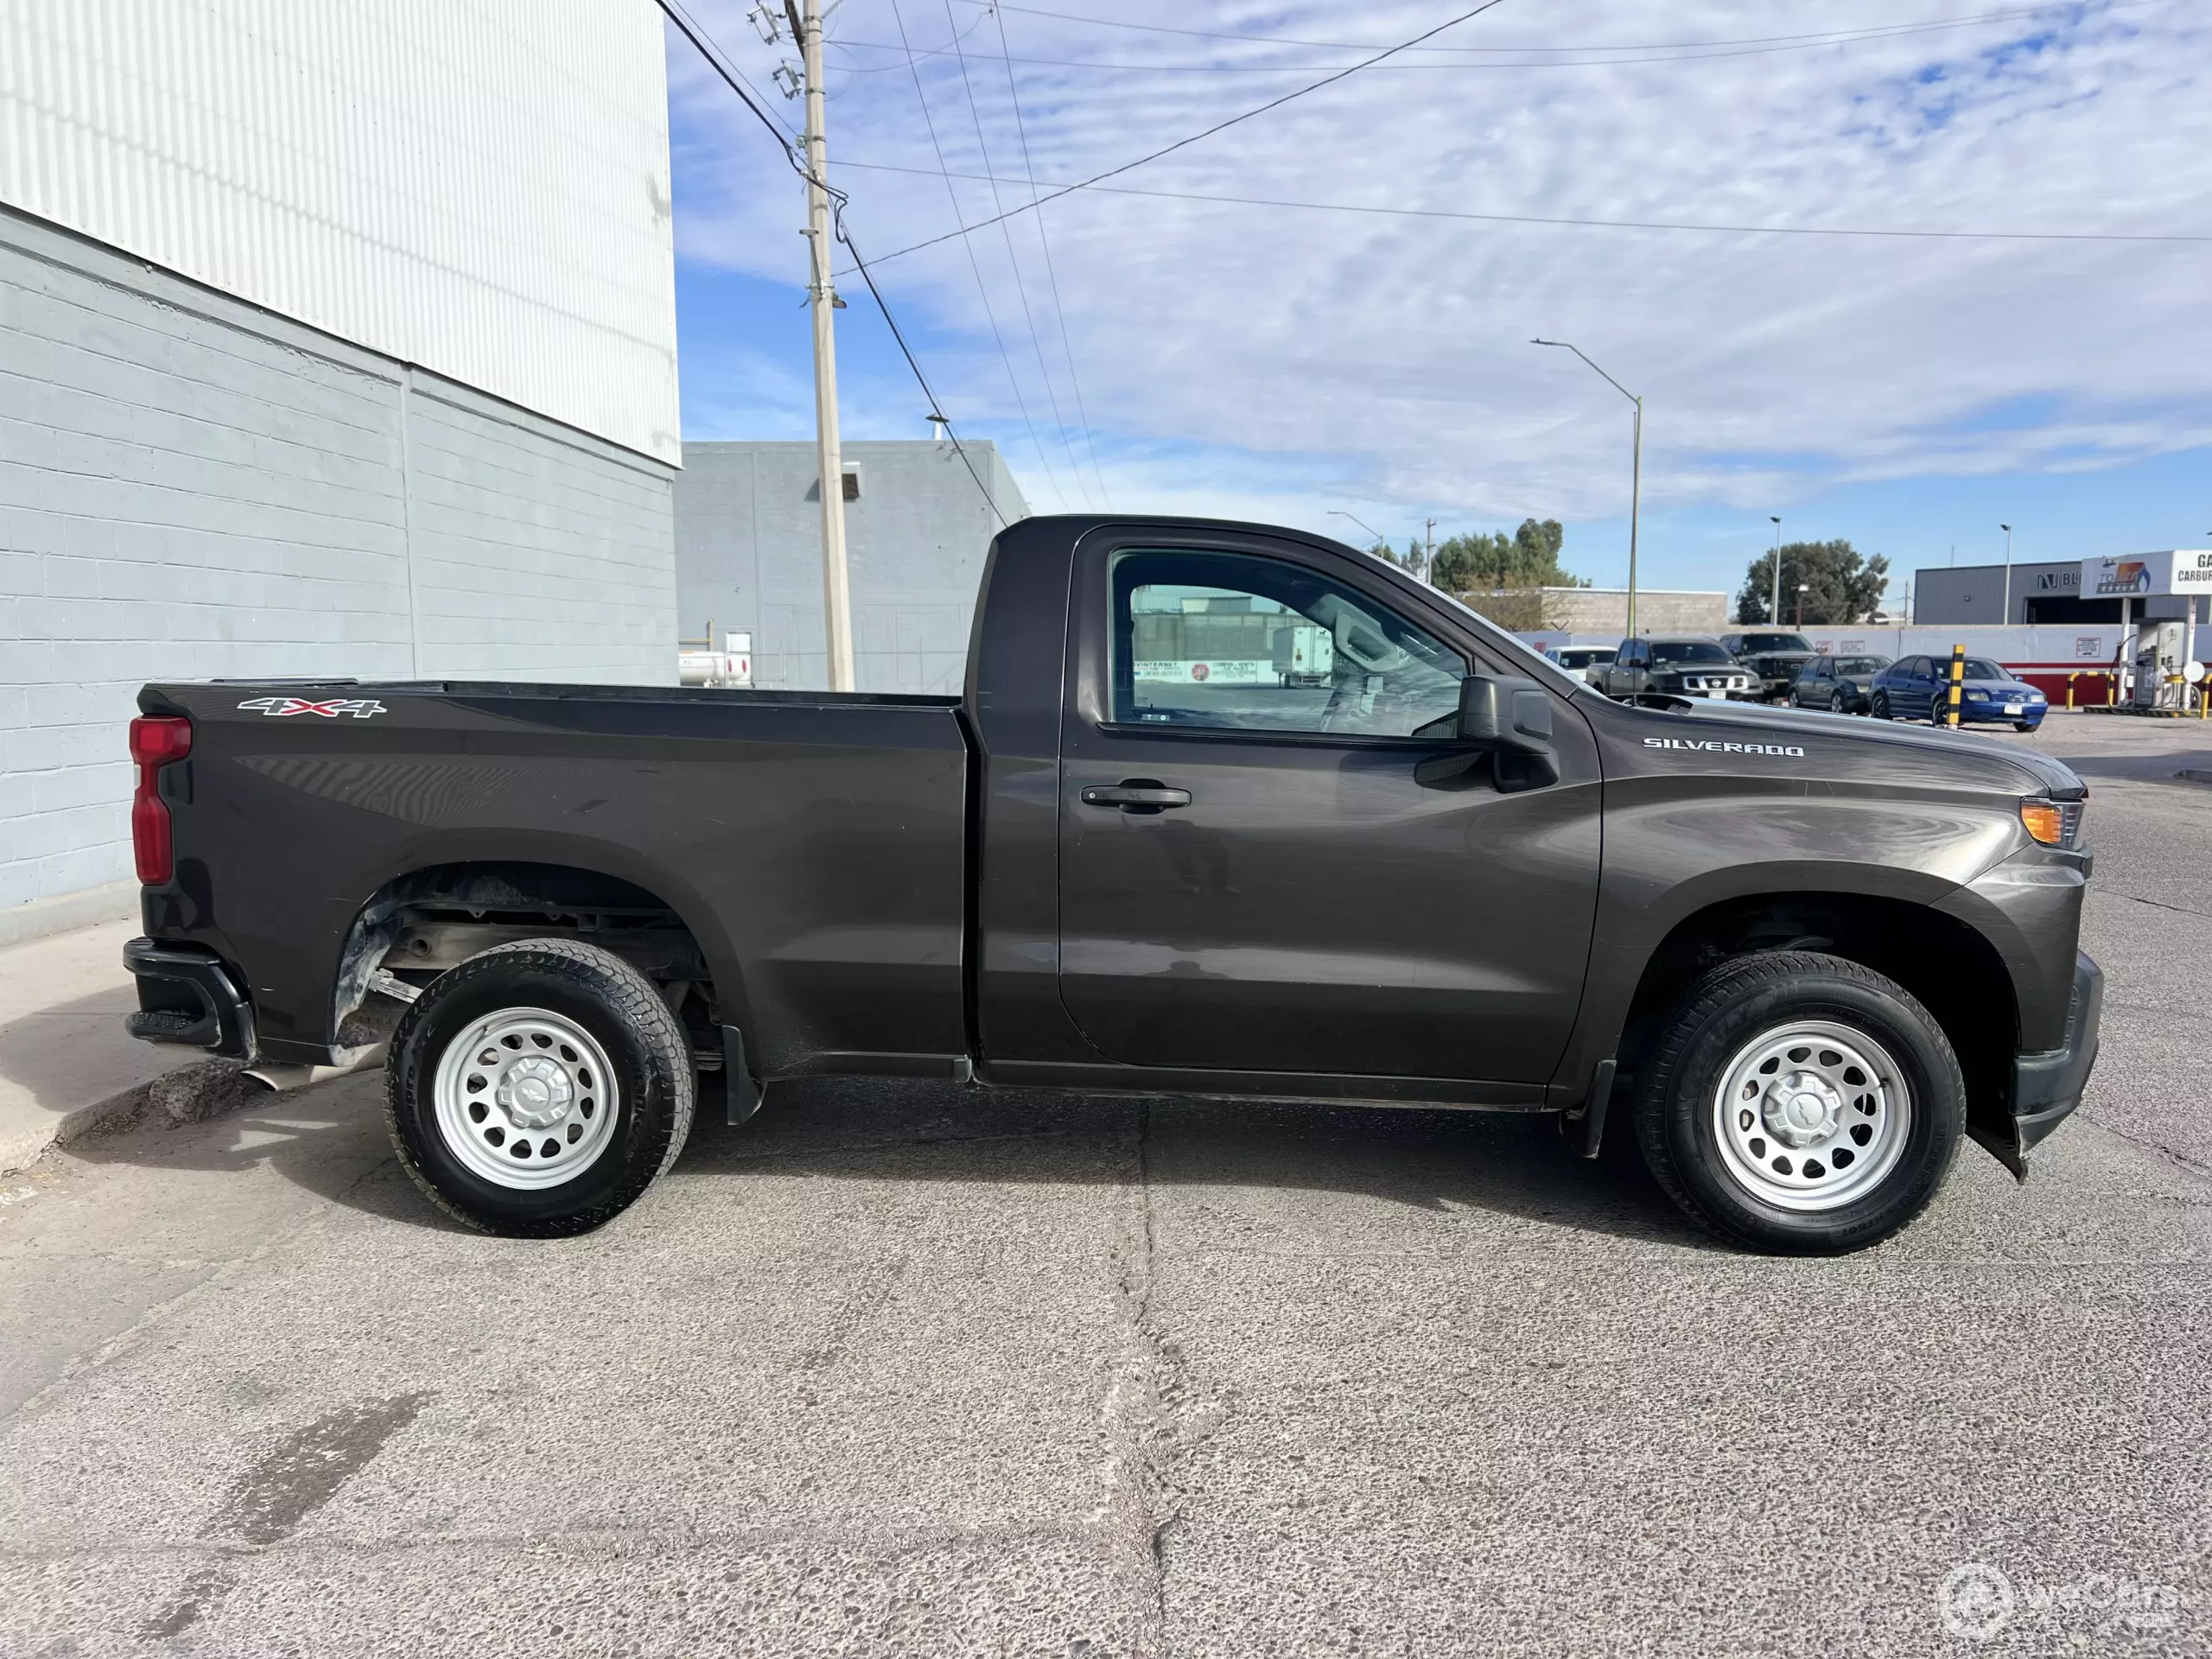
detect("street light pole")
(2000, 523), (2013, 626)
(1796, 582), (1808, 628)
(1769, 516), (1783, 625)
(1327, 510), (1388, 563)
(1533, 340), (1642, 635)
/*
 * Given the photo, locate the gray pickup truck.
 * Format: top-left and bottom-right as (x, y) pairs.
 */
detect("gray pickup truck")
(121, 515), (2101, 1254)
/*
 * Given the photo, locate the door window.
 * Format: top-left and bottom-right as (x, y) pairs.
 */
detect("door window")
(1109, 549), (1467, 738)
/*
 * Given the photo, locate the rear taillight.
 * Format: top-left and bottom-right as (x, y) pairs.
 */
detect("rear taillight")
(129, 715), (192, 885)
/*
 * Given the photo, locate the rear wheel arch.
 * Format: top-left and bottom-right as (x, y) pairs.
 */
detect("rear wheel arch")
(329, 859), (747, 1062)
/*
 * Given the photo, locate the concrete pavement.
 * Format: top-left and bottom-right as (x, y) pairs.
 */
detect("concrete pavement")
(0, 714), (2207, 1656)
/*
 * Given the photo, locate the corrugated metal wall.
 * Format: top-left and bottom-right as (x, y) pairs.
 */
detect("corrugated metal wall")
(0, 0), (678, 466)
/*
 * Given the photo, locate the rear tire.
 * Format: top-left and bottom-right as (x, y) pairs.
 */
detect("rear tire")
(1631, 951), (1964, 1254)
(1872, 691), (1891, 720)
(1829, 690), (1847, 715)
(385, 939), (695, 1237)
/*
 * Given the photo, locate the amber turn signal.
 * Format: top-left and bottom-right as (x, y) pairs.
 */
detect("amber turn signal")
(2019, 801), (2065, 846)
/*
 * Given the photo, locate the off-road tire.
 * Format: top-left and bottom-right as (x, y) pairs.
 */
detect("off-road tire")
(386, 939), (695, 1237)
(1632, 951), (1964, 1254)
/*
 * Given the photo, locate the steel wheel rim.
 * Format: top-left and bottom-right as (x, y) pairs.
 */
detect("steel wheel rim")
(432, 1007), (620, 1190)
(1711, 1020), (1912, 1211)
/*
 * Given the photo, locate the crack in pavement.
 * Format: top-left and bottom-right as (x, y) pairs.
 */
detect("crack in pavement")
(1089, 1099), (1229, 1659)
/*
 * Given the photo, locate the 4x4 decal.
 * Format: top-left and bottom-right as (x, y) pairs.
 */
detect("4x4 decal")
(236, 696), (388, 719)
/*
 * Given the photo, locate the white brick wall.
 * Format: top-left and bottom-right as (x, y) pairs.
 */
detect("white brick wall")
(0, 208), (677, 912)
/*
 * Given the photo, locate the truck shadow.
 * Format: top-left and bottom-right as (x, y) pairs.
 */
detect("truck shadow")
(678, 1075), (1708, 1249)
(55, 1071), (1707, 1248)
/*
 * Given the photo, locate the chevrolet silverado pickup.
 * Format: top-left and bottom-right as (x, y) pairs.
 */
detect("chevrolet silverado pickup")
(122, 516), (2101, 1253)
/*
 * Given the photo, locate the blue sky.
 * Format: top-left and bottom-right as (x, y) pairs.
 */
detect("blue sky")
(667, 0), (2211, 607)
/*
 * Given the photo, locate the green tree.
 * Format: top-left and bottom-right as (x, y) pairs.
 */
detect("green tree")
(1734, 540), (1890, 626)
(1431, 518), (1578, 594)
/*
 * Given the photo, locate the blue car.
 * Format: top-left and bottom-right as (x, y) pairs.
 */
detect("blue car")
(1869, 654), (2048, 730)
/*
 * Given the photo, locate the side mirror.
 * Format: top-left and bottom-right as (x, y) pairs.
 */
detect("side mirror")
(1456, 674), (1559, 793)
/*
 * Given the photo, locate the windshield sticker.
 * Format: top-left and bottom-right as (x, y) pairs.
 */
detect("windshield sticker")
(1644, 737), (1805, 757)
(237, 696), (388, 719)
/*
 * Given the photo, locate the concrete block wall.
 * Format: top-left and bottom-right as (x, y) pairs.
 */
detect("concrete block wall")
(0, 208), (677, 916)
(674, 440), (1028, 695)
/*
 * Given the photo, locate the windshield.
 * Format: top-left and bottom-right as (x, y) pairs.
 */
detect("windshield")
(1833, 657), (1889, 676)
(1652, 641), (1734, 665)
(1963, 658), (2011, 681)
(1559, 649), (1612, 668)
(1741, 633), (1814, 652)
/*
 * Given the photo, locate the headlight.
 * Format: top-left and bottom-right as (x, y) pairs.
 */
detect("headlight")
(1963, 689), (1988, 702)
(2026, 690), (2046, 702)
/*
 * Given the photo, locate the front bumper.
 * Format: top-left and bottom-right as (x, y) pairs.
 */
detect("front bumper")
(1971, 950), (2101, 1179)
(123, 937), (256, 1060)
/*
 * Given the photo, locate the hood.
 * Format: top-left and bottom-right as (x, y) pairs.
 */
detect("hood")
(1646, 695), (2087, 798)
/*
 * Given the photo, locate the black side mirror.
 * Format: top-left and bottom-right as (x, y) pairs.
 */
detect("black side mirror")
(1456, 673), (1559, 793)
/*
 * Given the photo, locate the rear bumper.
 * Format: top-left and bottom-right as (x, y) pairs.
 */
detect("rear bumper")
(1971, 950), (2101, 1179)
(123, 937), (256, 1060)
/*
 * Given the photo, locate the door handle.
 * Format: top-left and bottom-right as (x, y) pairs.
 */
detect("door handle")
(1081, 781), (1192, 811)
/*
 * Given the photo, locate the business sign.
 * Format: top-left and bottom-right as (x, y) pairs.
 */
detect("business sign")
(2082, 550), (2212, 598)
(1134, 659), (1274, 685)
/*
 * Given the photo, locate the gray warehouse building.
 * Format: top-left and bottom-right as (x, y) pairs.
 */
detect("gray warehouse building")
(1, 0), (682, 934)
(674, 440), (1029, 694)
(1916, 560), (2208, 626)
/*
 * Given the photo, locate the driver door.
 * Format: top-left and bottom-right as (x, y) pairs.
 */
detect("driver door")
(1054, 533), (1602, 1085)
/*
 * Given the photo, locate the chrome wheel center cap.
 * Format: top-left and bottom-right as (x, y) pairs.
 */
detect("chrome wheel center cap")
(497, 1056), (573, 1129)
(1762, 1071), (1840, 1148)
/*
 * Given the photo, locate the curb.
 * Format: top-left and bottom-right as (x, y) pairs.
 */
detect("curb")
(0, 882), (138, 951)
(0, 1060), (261, 1176)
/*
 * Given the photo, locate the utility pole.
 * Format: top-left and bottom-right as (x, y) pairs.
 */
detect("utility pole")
(1769, 516), (1783, 625)
(793, 0), (855, 691)
(1425, 518), (1437, 587)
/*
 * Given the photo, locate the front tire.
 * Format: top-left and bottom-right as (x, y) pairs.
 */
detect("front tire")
(1631, 952), (1964, 1254)
(386, 939), (696, 1237)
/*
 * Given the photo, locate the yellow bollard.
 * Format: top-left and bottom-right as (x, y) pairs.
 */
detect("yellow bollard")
(2066, 673), (2077, 710)
(1946, 643), (1965, 728)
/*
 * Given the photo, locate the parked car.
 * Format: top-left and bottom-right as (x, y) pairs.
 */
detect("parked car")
(1871, 656), (2050, 731)
(1790, 654), (1893, 715)
(121, 514), (2098, 1255)
(1587, 637), (1760, 703)
(1544, 645), (1618, 684)
(1720, 632), (1821, 702)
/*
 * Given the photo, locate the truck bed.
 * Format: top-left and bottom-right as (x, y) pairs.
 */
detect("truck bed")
(137, 678), (972, 1072)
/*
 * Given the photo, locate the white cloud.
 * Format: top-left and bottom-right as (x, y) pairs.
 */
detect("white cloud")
(665, 0), (2212, 524)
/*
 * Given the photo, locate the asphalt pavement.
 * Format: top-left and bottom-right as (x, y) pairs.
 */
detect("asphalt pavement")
(2, 713), (2208, 1657)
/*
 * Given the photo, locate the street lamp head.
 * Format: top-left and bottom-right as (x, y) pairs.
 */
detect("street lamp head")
(1770, 516), (1781, 525)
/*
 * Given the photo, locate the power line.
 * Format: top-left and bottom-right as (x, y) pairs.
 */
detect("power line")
(822, 8), (2126, 73)
(654, 0), (1008, 527)
(934, 0), (2152, 57)
(831, 156), (2212, 246)
(992, 0), (1111, 509)
(940, 0), (1095, 510)
(887, 0), (1071, 510)
(836, 0), (1516, 274)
